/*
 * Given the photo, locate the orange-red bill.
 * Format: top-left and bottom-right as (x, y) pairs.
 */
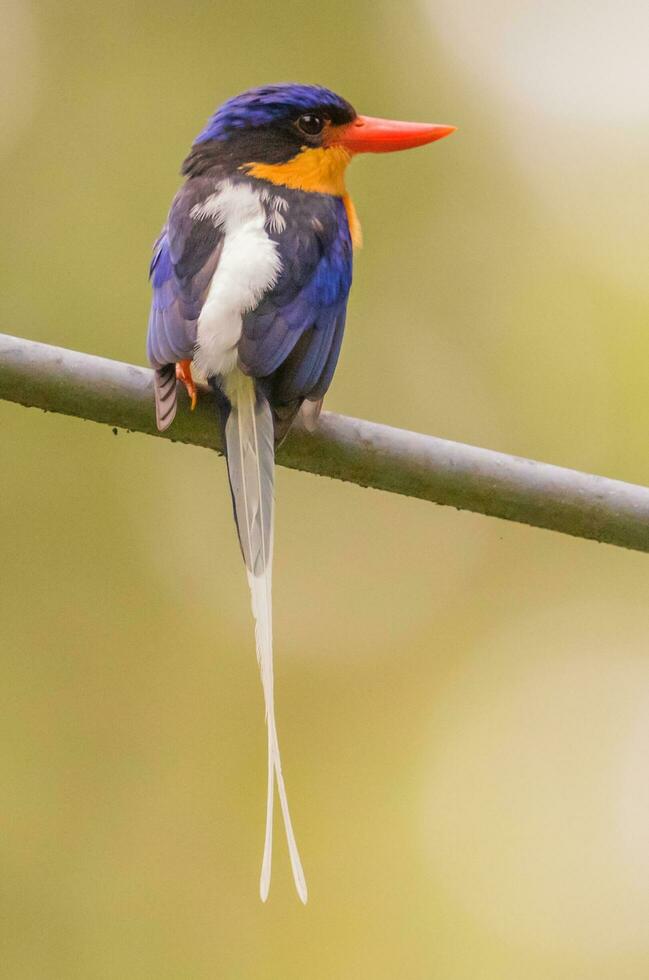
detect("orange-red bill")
(335, 115), (456, 154)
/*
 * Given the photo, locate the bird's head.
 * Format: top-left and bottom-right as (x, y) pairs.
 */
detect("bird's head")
(182, 83), (455, 196)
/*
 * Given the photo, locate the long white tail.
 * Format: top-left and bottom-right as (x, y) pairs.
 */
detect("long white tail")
(223, 372), (307, 904)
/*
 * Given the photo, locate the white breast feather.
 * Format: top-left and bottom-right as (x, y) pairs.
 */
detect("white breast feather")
(193, 181), (282, 379)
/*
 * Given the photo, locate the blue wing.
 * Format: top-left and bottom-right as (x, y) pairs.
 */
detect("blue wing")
(239, 193), (352, 433)
(146, 179), (223, 369)
(147, 179), (224, 429)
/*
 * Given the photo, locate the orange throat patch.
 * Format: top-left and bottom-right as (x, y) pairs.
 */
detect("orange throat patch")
(244, 146), (362, 248)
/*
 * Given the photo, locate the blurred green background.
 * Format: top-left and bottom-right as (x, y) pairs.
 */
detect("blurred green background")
(2, 1), (649, 977)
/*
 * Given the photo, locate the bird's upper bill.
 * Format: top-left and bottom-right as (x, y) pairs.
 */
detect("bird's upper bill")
(330, 115), (456, 154)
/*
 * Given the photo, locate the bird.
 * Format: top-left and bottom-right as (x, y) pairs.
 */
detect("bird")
(146, 83), (455, 903)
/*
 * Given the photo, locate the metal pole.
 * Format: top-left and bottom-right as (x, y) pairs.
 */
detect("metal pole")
(2, 332), (648, 553)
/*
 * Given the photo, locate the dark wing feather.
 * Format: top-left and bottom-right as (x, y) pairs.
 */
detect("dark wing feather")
(146, 179), (224, 430)
(240, 194), (352, 439)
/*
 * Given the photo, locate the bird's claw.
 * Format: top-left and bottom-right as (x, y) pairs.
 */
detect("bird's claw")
(176, 359), (197, 411)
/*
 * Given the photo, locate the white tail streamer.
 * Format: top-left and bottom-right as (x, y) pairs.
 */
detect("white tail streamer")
(224, 372), (307, 904)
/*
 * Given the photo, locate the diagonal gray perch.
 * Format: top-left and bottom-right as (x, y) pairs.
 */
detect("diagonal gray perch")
(1, 331), (648, 554)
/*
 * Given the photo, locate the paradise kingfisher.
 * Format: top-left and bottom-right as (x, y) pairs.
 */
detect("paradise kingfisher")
(146, 83), (454, 903)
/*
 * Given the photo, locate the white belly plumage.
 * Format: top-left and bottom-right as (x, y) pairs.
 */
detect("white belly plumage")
(192, 180), (283, 380)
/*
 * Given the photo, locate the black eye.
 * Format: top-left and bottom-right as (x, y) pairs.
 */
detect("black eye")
(296, 113), (325, 137)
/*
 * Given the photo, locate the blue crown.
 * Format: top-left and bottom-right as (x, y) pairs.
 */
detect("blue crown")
(194, 83), (354, 144)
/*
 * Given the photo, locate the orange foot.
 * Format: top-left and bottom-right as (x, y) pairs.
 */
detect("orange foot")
(176, 359), (197, 411)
